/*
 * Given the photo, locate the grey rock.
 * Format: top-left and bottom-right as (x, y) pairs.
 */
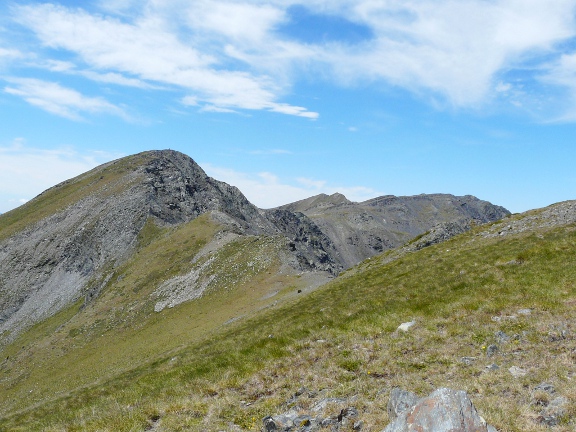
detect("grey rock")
(485, 363), (500, 371)
(383, 388), (493, 432)
(461, 356), (477, 365)
(494, 331), (510, 343)
(508, 366), (528, 378)
(486, 344), (499, 357)
(537, 396), (568, 427)
(311, 398), (347, 412)
(263, 414), (292, 431)
(387, 388), (419, 421)
(353, 420), (364, 430)
(397, 320), (416, 332)
(533, 382), (555, 395)
(517, 308), (532, 315)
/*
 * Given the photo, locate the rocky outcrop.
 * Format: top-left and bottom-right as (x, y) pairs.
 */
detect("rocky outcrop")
(277, 193), (510, 268)
(265, 209), (343, 275)
(384, 388), (496, 432)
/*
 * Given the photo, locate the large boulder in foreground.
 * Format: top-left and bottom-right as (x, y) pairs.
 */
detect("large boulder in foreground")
(384, 388), (496, 432)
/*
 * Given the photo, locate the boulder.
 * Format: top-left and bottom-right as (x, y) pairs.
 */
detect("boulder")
(383, 388), (494, 432)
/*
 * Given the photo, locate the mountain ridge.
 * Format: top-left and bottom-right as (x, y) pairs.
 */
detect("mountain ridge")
(0, 150), (510, 344)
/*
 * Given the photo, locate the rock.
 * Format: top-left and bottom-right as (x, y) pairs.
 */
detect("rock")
(485, 363), (500, 371)
(263, 412), (299, 431)
(537, 396), (568, 426)
(311, 398), (347, 412)
(397, 321), (416, 332)
(517, 308), (532, 316)
(533, 382), (555, 395)
(387, 388), (419, 421)
(486, 344), (499, 357)
(494, 331), (510, 343)
(508, 366), (527, 378)
(383, 388), (494, 432)
(461, 356), (477, 365)
(353, 420), (364, 430)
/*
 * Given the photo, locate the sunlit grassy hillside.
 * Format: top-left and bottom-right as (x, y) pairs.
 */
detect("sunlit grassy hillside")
(1, 204), (575, 431)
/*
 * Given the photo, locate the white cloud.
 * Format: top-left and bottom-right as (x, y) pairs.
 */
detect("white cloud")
(0, 47), (22, 60)
(8, 0), (576, 119)
(540, 52), (576, 121)
(316, 0), (576, 106)
(13, 2), (318, 119)
(0, 139), (122, 213)
(4, 78), (129, 121)
(202, 163), (381, 208)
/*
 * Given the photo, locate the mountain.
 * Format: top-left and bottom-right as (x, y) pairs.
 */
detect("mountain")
(0, 149), (524, 430)
(277, 192), (509, 268)
(0, 150), (508, 345)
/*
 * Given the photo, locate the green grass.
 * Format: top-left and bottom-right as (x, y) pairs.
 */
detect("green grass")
(1, 212), (576, 430)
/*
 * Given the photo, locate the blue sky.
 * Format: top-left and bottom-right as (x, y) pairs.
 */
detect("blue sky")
(1, 0), (576, 214)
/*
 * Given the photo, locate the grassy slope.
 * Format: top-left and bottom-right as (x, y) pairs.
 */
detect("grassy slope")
(0, 153), (153, 242)
(0, 209), (574, 431)
(0, 212), (313, 422)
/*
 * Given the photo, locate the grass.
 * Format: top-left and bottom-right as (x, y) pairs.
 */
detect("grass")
(1, 208), (576, 430)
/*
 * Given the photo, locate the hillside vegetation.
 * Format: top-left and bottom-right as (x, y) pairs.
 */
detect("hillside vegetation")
(1, 202), (575, 431)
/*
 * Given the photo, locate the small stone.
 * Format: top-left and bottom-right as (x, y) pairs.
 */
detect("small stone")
(342, 407), (358, 418)
(533, 382), (555, 395)
(509, 366), (527, 378)
(486, 344), (499, 357)
(494, 331), (510, 343)
(397, 320), (416, 332)
(295, 386), (308, 397)
(485, 363), (500, 371)
(517, 308), (532, 315)
(460, 357), (477, 365)
(353, 420), (364, 430)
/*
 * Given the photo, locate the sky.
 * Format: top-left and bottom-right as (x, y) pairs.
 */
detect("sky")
(1, 0), (576, 214)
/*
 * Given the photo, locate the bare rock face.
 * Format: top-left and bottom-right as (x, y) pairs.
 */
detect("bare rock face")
(265, 209), (343, 275)
(0, 150), (276, 341)
(277, 193), (510, 268)
(383, 388), (494, 432)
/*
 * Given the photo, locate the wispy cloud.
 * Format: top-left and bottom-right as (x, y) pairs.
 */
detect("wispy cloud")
(4, 78), (129, 121)
(202, 163), (381, 208)
(314, 0), (576, 107)
(12, 2), (318, 119)
(249, 149), (292, 155)
(540, 53), (576, 122)
(4, 0), (576, 120)
(0, 139), (122, 213)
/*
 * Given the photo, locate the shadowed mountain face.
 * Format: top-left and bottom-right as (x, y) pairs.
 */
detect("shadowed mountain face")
(0, 150), (509, 344)
(276, 192), (511, 268)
